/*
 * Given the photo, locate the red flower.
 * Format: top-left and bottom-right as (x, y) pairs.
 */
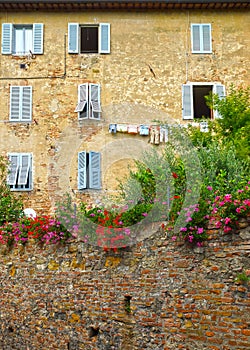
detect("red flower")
(172, 172), (178, 179)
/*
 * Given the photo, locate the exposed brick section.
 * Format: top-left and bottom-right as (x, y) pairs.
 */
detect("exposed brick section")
(0, 226), (249, 349)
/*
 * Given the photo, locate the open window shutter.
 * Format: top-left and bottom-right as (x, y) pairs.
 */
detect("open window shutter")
(182, 84), (193, 119)
(89, 152), (101, 189)
(68, 23), (79, 53)
(33, 23), (43, 54)
(7, 154), (19, 185)
(99, 23), (110, 54)
(191, 24), (200, 53)
(89, 84), (101, 120)
(18, 154), (30, 185)
(75, 83), (88, 119)
(2, 23), (12, 54)
(78, 151), (87, 190)
(10, 86), (21, 121)
(202, 24), (211, 52)
(21, 86), (32, 121)
(213, 84), (225, 119)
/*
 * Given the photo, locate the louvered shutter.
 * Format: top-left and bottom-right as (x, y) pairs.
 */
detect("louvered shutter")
(202, 24), (212, 52)
(75, 83), (88, 119)
(78, 151), (87, 190)
(89, 152), (101, 189)
(182, 84), (193, 119)
(89, 84), (101, 120)
(68, 23), (79, 53)
(33, 23), (43, 54)
(10, 86), (21, 121)
(2, 23), (12, 54)
(213, 84), (225, 119)
(7, 154), (19, 186)
(18, 154), (30, 185)
(191, 25), (200, 53)
(21, 86), (32, 121)
(99, 23), (110, 54)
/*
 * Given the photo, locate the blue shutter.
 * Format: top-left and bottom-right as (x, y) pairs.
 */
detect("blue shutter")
(33, 23), (44, 54)
(2, 23), (12, 54)
(182, 84), (193, 119)
(18, 154), (30, 185)
(7, 154), (19, 185)
(10, 86), (21, 121)
(89, 152), (101, 189)
(89, 84), (101, 120)
(213, 84), (225, 119)
(68, 23), (79, 53)
(21, 86), (32, 121)
(99, 23), (110, 54)
(191, 24), (200, 53)
(78, 151), (87, 190)
(202, 24), (212, 53)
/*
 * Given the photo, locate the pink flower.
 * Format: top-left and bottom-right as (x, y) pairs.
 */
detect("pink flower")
(223, 226), (232, 233)
(185, 217), (192, 223)
(224, 194), (232, 202)
(207, 186), (213, 191)
(243, 199), (250, 206)
(236, 207), (241, 213)
(197, 242), (203, 247)
(237, 189), (244, 193)
(180, 227), (187, 232)
(172, 236), (177, 241)
(215, 221), (222, 228)
(188, 235), (194, 243)
(224, 217), (231, 225)
(197, 227), (204, 234)
(219, 201), (225, 207)
(142, 213), (148, 217)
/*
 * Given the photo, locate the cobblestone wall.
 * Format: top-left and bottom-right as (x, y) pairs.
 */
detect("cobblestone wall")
(0, 223), (249, 350)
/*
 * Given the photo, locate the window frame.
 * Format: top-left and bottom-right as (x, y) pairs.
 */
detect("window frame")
(191, 23), (212, 54)
(75, 83), (101, 120)
(7, 153), (33, 191)
(9, 86), (32, 122)
(78, 151), (101, 190)
(1, 23), (44, 55)
(182, 82), (225, 120)
(68, 23), (110, 54)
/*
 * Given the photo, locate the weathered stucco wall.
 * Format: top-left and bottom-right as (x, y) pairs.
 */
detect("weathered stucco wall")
(0, 223), (249, 350)
(0, 9), (249, 213)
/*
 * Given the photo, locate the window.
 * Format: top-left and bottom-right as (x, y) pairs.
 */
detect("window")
(7, 153), (32, 191)
(10, 86), (32, 122)
(191, 24), (212, 54)
(74, 83), (101, 120)
(78, 151), (101, 190)
(1, 23), (44, 55)
(182, 83), (225, 119)
(68, 23), (110, 54)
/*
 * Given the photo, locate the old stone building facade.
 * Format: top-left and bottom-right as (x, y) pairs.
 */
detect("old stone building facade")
(0, 0), (249, 214)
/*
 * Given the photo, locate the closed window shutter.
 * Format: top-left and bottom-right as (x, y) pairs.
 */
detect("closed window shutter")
(21, 86), (32, 121)
(89, 84), (101, 120)
(33, 23), (43, 54)
(78, 151), (87, 190)
(2, 23), (12, 54)
(75, 83), (88, 119)
(191, 25), (200, 53)
(18, 154), (30, 185)
(202, 24), (211, 52)
(7, 154), (19, 185)
(68, 23), (79, 53)
(99, 23), (110, 54)
(89, 152), (101, 189)
(182, 84), (193, 119)
(10, 86), (21, 121)
(213, 84), (225, 119)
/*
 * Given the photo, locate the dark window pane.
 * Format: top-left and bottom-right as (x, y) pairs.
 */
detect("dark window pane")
(193, 85), (212, 119)
(81, 26), (98, 53)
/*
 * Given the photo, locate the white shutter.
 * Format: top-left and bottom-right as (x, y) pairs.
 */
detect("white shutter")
(18, 154), (30, 185)
(191, 24), (200, 53)
(33, 23), (43, 54)
(202, 24), (212, 53)
(89, 84), (101, 120)
(213, 84), (225, 119)
(7, 154), (19, 185)
(75, 83), (88, 119)
(182, 84), (193, 119)
(99, 23), (110, 54)
(2, 23), (12, 54)
(21, 86), (32, 121)
(10, 86), (21, 121)
(78, 151), (87, 190)
(89, 152), (101, 189)
(68, 23), (79, 53)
